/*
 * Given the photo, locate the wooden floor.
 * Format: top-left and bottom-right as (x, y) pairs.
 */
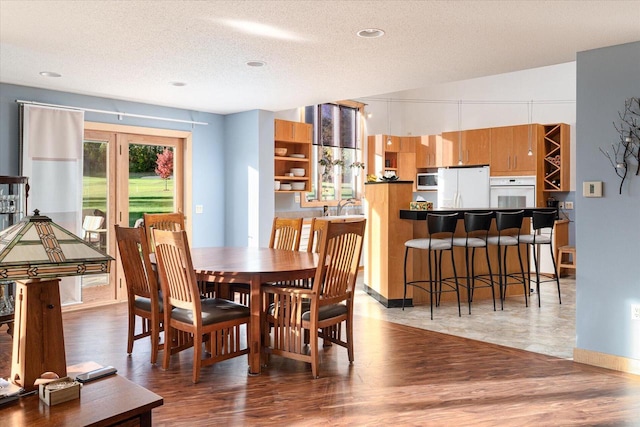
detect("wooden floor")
(1, 298), (639, 426)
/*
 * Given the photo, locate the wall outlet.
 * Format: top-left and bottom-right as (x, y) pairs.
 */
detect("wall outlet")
(632, 304), (640, 320)
(565, 201), (574, 210)
(195, 205), (203, 214)
(558, 202), (565, 209)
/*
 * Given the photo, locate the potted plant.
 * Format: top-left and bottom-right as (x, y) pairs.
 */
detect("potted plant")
(318, 157), (332, 175)
(350, 161), (366, 176)
(332, 158), (345, 173)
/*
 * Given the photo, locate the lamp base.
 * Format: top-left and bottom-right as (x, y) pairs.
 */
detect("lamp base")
(11, 279), (67, 391)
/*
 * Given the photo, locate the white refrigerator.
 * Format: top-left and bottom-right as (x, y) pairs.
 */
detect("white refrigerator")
(437, 166), (490, 208)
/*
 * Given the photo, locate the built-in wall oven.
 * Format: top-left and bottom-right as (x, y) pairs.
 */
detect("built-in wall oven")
(489, 176), (536, 208)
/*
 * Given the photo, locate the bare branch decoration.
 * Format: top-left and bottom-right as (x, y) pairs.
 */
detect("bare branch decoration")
(600, 97), (640, 194)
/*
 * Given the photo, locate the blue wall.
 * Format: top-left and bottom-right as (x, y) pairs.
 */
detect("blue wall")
(0, 83), (226, 248)
(575, 41), (640, 360)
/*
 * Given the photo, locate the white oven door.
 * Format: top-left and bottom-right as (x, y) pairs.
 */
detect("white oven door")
(490, 185), (535, 208)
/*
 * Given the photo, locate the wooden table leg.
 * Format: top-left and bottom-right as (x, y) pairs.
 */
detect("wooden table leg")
(248, 274), (261, 375)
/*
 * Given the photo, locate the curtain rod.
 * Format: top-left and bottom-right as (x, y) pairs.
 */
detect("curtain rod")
(16, 100), (208, 126)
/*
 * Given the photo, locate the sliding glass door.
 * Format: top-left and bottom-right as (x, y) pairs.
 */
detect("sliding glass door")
(81, 128), (184, 307)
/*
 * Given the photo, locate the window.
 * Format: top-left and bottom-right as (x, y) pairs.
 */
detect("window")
(302, 103), (363, 205)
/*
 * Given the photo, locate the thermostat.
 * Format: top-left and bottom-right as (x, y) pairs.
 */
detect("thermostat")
(583, 181), (603, 197)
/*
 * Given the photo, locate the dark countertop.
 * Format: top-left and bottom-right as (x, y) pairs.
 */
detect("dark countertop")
(400, 207), (558, 220)
(364, 180), (413, 185)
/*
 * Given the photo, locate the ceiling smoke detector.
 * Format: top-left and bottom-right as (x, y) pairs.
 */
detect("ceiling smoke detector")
(246, 60), (266, 67)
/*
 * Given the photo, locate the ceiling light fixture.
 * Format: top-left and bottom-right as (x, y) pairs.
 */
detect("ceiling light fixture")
(357, 28), (385, 38)
(458, 100), (463, 165)
(387, 99), (392, 145)
(527, 100), (534, 156)
(39, 71), (61, 78)
(246, 60), (266, 67)
(169, 81), (187, 87)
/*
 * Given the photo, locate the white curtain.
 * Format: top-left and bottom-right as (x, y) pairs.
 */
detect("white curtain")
(21, 105), (85, 305)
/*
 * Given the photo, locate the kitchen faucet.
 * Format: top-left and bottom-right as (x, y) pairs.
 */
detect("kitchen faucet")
(336, 198), (356, 216)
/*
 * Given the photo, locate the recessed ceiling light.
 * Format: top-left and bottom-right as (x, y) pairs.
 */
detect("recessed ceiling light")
(246, 60), (266, 67)
(357, 28), (385, 38)
(39, 71), (61, 78)
(168, 81), (187, 87)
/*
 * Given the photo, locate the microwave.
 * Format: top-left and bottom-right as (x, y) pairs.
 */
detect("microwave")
(417, 172), (438, 191)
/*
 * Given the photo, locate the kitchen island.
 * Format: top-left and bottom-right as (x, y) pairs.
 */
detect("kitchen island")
(364, 181), (559, 308)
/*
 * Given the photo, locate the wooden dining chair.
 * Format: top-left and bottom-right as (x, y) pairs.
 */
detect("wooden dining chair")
(153, 229), (250, 383)
(269, 217), (304, 251)
(232, 217), (305, 305)
(262, 218), (366, 378)
(143, 212), (185, 253)
(114, 225), (163, 364)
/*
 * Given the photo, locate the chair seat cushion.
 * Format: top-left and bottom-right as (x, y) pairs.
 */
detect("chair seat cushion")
(171, 298), (249, 325)
(485, 235), (519, 246)
(268, 301), (347, 322)
(134, 296), (163, 313)
(302, 304), (348, 322)
(452, 237), (486, 248)
(405, 238), (451, 250)
(519, 234), (552, 244)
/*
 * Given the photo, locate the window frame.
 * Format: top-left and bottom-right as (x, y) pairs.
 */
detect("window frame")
(300, 102), (365, 208)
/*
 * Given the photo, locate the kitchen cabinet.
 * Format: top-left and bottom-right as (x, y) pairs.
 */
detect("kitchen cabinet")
(416, 135), (440, 168)
(367, 135), (416, 188)
(441, 129), (491, 167)
(440, 131), (459, 167)
(490, 124), (537, 176)
(539, 123), (570, 191)
(274, 119), (312, 193)
(274, 119), (312, 143)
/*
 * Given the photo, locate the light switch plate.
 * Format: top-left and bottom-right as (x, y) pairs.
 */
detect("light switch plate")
(195, 205), (204, 214)
(583, 181), (602, 198)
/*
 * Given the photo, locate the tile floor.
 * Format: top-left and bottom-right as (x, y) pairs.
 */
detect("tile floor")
(355, 274), (576, 359)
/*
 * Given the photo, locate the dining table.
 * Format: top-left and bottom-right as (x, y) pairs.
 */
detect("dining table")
(189, 247), (318, 375)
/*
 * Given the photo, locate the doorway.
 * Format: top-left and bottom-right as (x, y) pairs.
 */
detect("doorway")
(79, 123), (189, 308)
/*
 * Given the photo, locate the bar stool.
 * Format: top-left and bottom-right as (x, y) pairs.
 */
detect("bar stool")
(403, 213), (461, 320)
(519, 210), (561, 307)
(452, 212), (496, 314)
(485, 210), (527, 309)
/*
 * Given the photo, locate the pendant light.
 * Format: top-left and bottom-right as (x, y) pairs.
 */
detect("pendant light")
(527, 100), (533, 156)
(387, 99), (392, 145)
(457, 100), (463, 165)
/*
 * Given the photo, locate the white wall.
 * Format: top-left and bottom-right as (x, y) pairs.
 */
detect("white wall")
(359, 62), (577, 190)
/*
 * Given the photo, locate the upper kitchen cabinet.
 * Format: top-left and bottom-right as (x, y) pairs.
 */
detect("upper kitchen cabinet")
(274, 119), (312, 192)
(382, 135), (401, 153)
(399, 136), (417, 153)
(441, 129), (491, 167)
(416, 135), (440, 168)
(490, 124), (537, 176)
(539, 123), (570, 192)
(275, 118), (312, 143)
(462, 128), (491, 165)
(440, 131), (459, 167)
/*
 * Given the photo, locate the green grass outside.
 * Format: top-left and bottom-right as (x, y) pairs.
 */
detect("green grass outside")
(83, 174), (174, 227)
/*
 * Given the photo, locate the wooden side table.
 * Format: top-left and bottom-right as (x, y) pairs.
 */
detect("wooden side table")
(0, 372), (163, 426)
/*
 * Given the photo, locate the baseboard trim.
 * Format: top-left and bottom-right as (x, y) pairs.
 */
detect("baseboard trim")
(573, 347), (640, 376)
(362, 283), (409, 308)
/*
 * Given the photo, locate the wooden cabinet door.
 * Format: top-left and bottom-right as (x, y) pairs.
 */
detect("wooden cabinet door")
(490, 126), (513, 175)
(397, 152), (416, 189)
(461, 128), (491, 165)
(274, 119), (294, 142)
(440, 131), (459, 167)
(416, 136), (429, 168)
(399, 136), (417, 153)
(384, 135), (400, 152)
(293, 122), (312, 143)
(511, 124), (536, 175)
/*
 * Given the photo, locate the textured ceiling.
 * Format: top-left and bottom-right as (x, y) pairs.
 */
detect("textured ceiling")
(1, 1), (639, 115)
